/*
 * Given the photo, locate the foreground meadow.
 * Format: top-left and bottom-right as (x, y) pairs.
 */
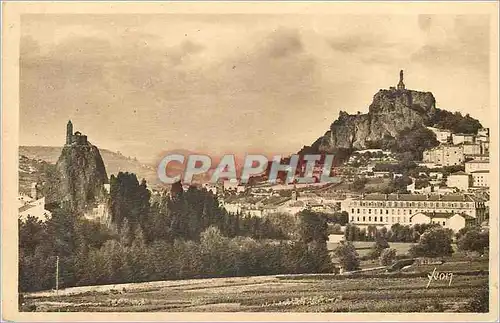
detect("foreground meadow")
(23, 256), (488, 313)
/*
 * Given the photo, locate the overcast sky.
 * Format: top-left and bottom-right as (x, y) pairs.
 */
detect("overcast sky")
(20, 14), (491, 164)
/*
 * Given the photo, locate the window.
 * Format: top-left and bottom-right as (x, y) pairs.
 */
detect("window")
(351, 208), (354, 213)
(409, 210), (412, 214)
(397, 217), (400, 222)
(409, 217), (412, 223)
(363, 216), (366, 221)
(369, 216), (371, 221)
(363, 209), (366, 214)
(369, 209), (372, 214)
(351, 216), (354, 221)
(374, 209), (378, 215)
(374, 217), (377, 222)
(443, 221), (446, 226)
(385, 217), (388, 222)
(357, 209), (360, 214)
(392, 217), (395, 222)
(380, 216), (383, 222)
(386, 210), (389, 215)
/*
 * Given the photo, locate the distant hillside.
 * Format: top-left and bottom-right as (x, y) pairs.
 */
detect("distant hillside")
(19, 146), (162, 188)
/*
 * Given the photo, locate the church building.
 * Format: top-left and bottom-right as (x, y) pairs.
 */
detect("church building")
(66, 120), (88, 145)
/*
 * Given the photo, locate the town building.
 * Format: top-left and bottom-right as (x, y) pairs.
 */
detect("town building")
(18, 184), (51, 222)
(406, 181), (432, 194)
(446, 172), (471, 191)
(480, 140), (490, 154)
(410, 212), (475, 232)
(464, 154), (489, 161)
(345, 193), (486, 228)
(465, 159), (489, 174)
(452, 133), (475, 145)
(477, 128), (490, 138)
(223, 179), (245, 193)
(471, 170), (490, 188)
(19, 196), (52, 222)
(426, 127), (452, 143)
(423, 145), (464, 166)
(462, 143), (482, 155)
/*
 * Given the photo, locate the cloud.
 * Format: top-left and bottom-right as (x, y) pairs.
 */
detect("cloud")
(329, 34), (382, 53)
(262, 28), (303, 58)
(166, 40), (205, 65)
(418, 15), (433, 32)
(19, 14), (493, 160)
(410, 15), (489, 73)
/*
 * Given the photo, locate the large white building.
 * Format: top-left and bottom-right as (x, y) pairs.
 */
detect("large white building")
(18, 195), (51, 222)
(410, 212), (475, 232)
(18, 183), (51, 222)
(471, 170), (490, 188)
(423, 145), (464, 166)
(446, 171), (471, 191)
(465, 159), (489, 174)
(345, 193), (486, 228)
(462, 143), (482, 155)
(452, 133), (475, 145)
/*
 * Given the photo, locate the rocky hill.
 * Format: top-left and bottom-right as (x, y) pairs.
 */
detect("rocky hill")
(19, 146), (160, 188)
(54, 142), (109, 214)
(314, 89), (437, 153)
(304, 87), (481, 156)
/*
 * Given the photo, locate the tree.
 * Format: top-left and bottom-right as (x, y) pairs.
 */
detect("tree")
(297, 209), (329, 243)
(457, 228), (489, 255)
(333, 241), (360, 271)
(329, 223), (342, 235)
(379, 248), (397, 266)
(368, 233), (390, 259)
(109, 172), (151, 233)
(327, 211), (348, 225)
(351, 177), (368, 191)
(392, 126), (440, 161)
(410, 227), (454, 258)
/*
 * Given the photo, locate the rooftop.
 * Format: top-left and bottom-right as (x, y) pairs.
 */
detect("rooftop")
(18, 204), (35, 213)
(354, 193), (474, 202)
(449, 171), (469, 176)
(466, 159), (490, 164)
(411, 212), (475, 220)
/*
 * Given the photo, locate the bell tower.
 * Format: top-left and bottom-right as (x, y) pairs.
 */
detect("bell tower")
(66, 120), (73, 145)
(397, 69), (405, 90)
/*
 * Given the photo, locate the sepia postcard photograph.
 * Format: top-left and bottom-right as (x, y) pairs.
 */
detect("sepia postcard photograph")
(1, 1), (499, 322)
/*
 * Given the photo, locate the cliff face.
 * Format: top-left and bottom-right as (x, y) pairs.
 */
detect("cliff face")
(55, 141), (108, 214)
(316, 89), (437, 153)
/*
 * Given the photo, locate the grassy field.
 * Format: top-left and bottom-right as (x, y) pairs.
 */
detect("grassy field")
(23, 257), (489, 313)
(327, 241), (413, 258)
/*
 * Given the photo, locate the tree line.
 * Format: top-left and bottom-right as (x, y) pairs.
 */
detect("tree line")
(19, 172), (333, 292)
